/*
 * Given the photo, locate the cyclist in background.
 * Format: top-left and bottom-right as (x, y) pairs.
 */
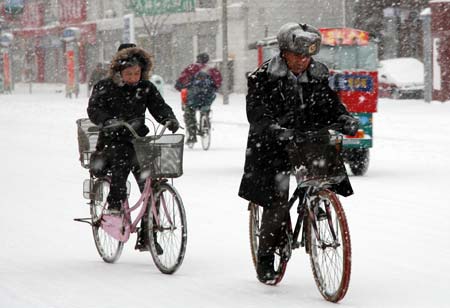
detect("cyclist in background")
(175, 52), (222, 145)
(238, 22), (359, 283)
(87, 45), (180, 250)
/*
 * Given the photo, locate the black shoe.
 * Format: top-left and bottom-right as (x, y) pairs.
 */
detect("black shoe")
(256, 254), (278, 283)
(153, 237), (164, 255)
(186, 135), (197, 144)
(135, 230), (163, 255)
(135, 230), (149, 252)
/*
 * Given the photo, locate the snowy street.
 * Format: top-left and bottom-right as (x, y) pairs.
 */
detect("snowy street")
(1, 83), (449, 308)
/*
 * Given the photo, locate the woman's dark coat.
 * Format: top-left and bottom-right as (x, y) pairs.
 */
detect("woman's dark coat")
(87, 47), (176, 149)
(238, 55), (354, 208)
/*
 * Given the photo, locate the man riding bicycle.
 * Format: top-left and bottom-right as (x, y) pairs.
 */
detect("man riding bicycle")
(238, 22), (359, 283)
(87, 45), (180, 251)
(174, 52), (222, 145)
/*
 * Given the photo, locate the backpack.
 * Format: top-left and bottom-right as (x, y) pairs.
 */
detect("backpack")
(187, 70), (216, 108)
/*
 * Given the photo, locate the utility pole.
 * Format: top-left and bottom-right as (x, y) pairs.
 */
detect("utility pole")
(342, 0), (346, 27)
(221, 0), (229, 105)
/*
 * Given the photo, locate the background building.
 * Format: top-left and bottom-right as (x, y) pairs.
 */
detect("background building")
(0, 0), (431, 93)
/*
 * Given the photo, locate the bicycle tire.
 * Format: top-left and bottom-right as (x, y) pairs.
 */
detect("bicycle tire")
(307, 190), (351, 302)
(147, 182), (187, 274)
(90, 180), (124, 263)
(200, 114), (211, 151)
(248, 202), (288, 285)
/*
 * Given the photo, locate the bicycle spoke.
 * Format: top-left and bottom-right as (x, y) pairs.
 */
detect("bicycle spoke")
(90, 180), (123, 263)
(148, 183), (187, 274)
(308, 190), (351, 302)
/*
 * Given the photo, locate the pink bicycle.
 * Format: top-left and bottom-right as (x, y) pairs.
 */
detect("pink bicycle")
(76, 118), (187, 274)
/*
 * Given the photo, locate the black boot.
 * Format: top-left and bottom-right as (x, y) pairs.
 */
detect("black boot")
(135, 228), (163, 255)
(256, 254), (278, 283)
(135, 227), (149, 252)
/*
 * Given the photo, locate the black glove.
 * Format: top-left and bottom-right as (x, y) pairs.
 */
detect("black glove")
(128, 118), (149, 136)
(338, 115), (359, 136)
(165, 119), (180, 133)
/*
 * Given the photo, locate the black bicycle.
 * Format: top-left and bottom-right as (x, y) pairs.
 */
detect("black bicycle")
(186, 110), (211, 150)
(249, 125), (351, 302)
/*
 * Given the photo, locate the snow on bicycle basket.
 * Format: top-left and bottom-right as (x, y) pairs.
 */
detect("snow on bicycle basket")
(132, 134), (184, 178)
(76, 118), (99, 169)
(287, 133), (345, 183)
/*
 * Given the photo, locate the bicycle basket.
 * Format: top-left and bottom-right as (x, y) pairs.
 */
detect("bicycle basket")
(76, 118), (99, 169)
(287, 133), (344, 180)
(132, 134), (184, 178)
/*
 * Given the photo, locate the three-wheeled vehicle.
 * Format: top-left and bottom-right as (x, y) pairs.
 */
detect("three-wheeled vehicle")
(250, 28), (378, 175)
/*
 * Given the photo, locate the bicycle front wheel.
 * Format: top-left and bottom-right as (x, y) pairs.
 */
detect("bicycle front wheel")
(248, 203), (288, 285)
(307, 190), (351, 302)
(90, 180), (124, 263)
(200, 114), (211, 151)
(148, 182), (187, 274)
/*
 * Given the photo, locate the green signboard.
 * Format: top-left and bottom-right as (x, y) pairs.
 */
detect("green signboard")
(130, 0), (195, 16)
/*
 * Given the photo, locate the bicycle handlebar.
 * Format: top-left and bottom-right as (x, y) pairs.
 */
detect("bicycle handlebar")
(103, 118), (168, 139)
(292, 123), (344, 142)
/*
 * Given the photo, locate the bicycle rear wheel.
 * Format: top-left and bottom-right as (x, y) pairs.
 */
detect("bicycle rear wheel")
(148, 182), (187, 274)
(200, 114), (211, 151)
(307, 190), (351, 302)
(248, 203), (288, 285)
(90, 180), (124, 263)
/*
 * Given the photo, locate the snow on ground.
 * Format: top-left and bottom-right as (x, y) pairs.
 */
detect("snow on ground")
(1, 83), (449, 308)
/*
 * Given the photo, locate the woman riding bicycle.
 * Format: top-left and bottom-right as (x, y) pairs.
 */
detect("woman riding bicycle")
(87, 45), (180, 249)
(238, 22), (359, 283)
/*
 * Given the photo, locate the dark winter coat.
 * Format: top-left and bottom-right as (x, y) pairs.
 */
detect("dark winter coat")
(87, 47), (177, 150)
(175, 62), (222, 108)
(175, 62), (222, 91)
(238, 55), (354, 208)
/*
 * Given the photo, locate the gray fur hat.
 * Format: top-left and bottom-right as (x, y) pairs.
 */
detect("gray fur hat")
(277, 22), (322, 56)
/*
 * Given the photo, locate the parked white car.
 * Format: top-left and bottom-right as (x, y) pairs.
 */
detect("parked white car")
(378, 57), (424, 99)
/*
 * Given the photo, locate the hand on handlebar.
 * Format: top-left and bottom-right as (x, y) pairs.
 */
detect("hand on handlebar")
(165, 118), (180, 133)
(338, 115), (359, 136)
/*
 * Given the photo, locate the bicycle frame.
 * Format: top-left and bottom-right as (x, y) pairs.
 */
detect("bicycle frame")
(100, 177), (172, 242)
(287, 178), (341, 254)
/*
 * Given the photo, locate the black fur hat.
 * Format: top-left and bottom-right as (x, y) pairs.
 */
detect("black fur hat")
(117, 43), (137, 52)
(196, 52), (210, 64)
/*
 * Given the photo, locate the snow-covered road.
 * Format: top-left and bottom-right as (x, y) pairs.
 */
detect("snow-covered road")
(1, 83), (449, 308)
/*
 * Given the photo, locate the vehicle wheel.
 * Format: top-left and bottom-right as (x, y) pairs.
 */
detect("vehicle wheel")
(90, 180), (124, 263)
(249, 203), (288, 285)
(200, 114), (211, 151)
(148, 182), (187, 274)
(307, 190), (351, 302)
(348, 148), (370, 176)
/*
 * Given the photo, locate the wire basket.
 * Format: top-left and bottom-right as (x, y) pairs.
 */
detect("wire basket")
(76, 118), (99, 169)
(287, 133), (344, 181)
(132, 134), (184, 178)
